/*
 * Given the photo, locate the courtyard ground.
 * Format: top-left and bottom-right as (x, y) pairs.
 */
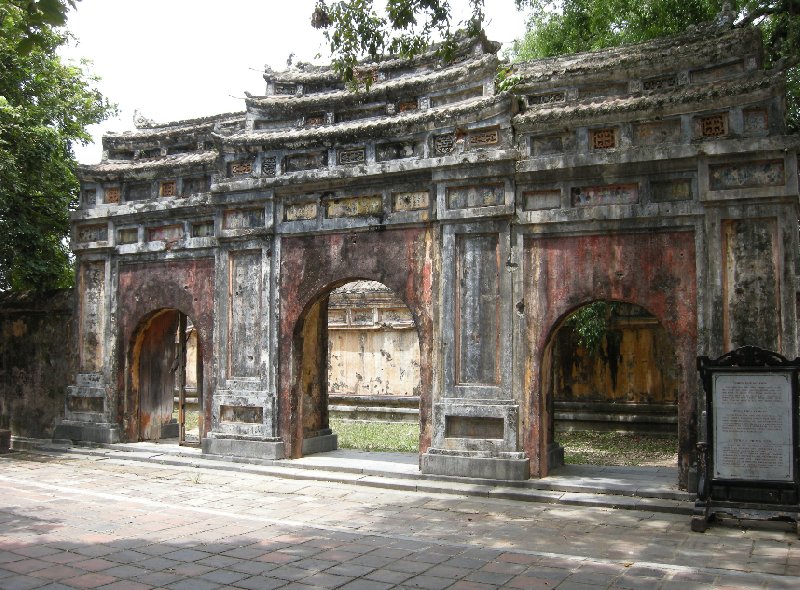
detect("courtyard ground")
(0, 449), (798, 590)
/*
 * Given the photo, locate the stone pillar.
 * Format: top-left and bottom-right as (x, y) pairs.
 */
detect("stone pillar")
(421, 180), (529, 479)
(55, 258), (120, 443)
(202, 238), (285, 459)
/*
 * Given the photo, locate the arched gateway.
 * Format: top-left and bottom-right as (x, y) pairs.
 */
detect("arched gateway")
(58, 22), (800, 490)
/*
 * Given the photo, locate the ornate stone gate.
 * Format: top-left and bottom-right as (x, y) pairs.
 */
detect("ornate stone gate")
(59, 22), (800, 489)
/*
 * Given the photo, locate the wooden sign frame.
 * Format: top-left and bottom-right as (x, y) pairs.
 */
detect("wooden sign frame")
(693, 346), (800, 534)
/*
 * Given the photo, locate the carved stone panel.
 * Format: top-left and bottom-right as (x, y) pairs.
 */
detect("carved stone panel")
(223, 208), (265, 230)
(456, 234), (500, 386)
(434, 133), (455, 155)
(117, 228), (138, 244)
(148, 225), (183, 243)
(126, 182), (151, 201)
(530, 134), (564, 156)
(710, 160), (785, 191)
(78, 224), (108, 243)
(523, 189), (561, 210)
(228, 250), (262, 378)
(284, 151), (327, 172)
(191, 221), (214, 238)
(338, 148), (366, 166)
(633, 120), (681, 145)
(651, 179), (693, 202)
(79, 262), (105, 372)
(744, 109), (769, 135)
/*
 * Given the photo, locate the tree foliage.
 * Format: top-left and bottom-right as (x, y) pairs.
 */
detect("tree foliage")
(0, 1), (114, 290)
(565, 301), (613, 355)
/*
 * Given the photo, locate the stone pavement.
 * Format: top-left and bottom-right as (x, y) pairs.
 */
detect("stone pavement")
(0, 450), (798, 590)
(10, 441), (693, 515)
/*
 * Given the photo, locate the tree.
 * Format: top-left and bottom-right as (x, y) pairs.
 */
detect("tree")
(511, 0), (722, 58)
(0, 1), (114, 291)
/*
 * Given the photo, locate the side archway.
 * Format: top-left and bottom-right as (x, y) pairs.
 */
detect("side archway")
(126, 308), (204, 443)
(523, 231), (697, 487)
(116, 259), (215, 442)
(542, 300), (680, 464)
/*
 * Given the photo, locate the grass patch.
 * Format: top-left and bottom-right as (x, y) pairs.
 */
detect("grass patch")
(557, 431), (677, 467)
(330, 419), (419, 453)
(329, 420), (677, 467)
(170, 409), (200, 434)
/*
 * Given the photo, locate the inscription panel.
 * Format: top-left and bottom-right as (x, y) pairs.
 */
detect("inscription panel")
(445, 416), (504, 439)
(447, 184), (504, 210)
(571, 183), (638, 207)
(456, 234), (500, 385)
(713, 373), (793, 481)
(285, 202), (318, 221)
(326, 195), (382, 218)
(228, 250), (262, 378)
(220, 405), (264, 424)
(392, 191), (429, 212)
(67, 396), (104, 413)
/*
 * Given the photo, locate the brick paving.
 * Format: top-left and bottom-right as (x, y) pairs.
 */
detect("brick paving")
(0, 451), (798, 589)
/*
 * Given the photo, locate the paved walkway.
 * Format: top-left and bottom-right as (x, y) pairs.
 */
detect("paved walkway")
(0, 450), (798, 589)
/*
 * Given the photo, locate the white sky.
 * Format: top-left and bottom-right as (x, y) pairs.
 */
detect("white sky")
(60, 0), (530, 164)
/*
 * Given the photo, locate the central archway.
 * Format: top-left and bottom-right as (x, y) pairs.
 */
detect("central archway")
(277, 228), (434, 460)
(291, 279), (422, 456)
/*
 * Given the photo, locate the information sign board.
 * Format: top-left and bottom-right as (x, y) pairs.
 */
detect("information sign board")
(693, 346), (799, 535)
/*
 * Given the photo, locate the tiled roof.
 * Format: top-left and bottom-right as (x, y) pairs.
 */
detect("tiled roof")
(514, 71), (777, 126)
(80, 150), (217, 174)
(222, 94), (509, 148)
(249, 54), (497, 113)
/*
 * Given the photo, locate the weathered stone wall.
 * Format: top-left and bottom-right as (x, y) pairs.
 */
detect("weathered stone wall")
(524, 231), (698, 480)
(550, 304), (679, 405)
(327, 282), (421, 397)
(0, 290), (75, 437)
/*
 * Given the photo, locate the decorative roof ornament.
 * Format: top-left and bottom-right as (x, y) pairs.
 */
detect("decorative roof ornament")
(717, 1), (735, 28)
(133, 109), (155, 129)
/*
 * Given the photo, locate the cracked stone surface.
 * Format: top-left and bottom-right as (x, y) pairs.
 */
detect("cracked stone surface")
(0, 451), (798, 589)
